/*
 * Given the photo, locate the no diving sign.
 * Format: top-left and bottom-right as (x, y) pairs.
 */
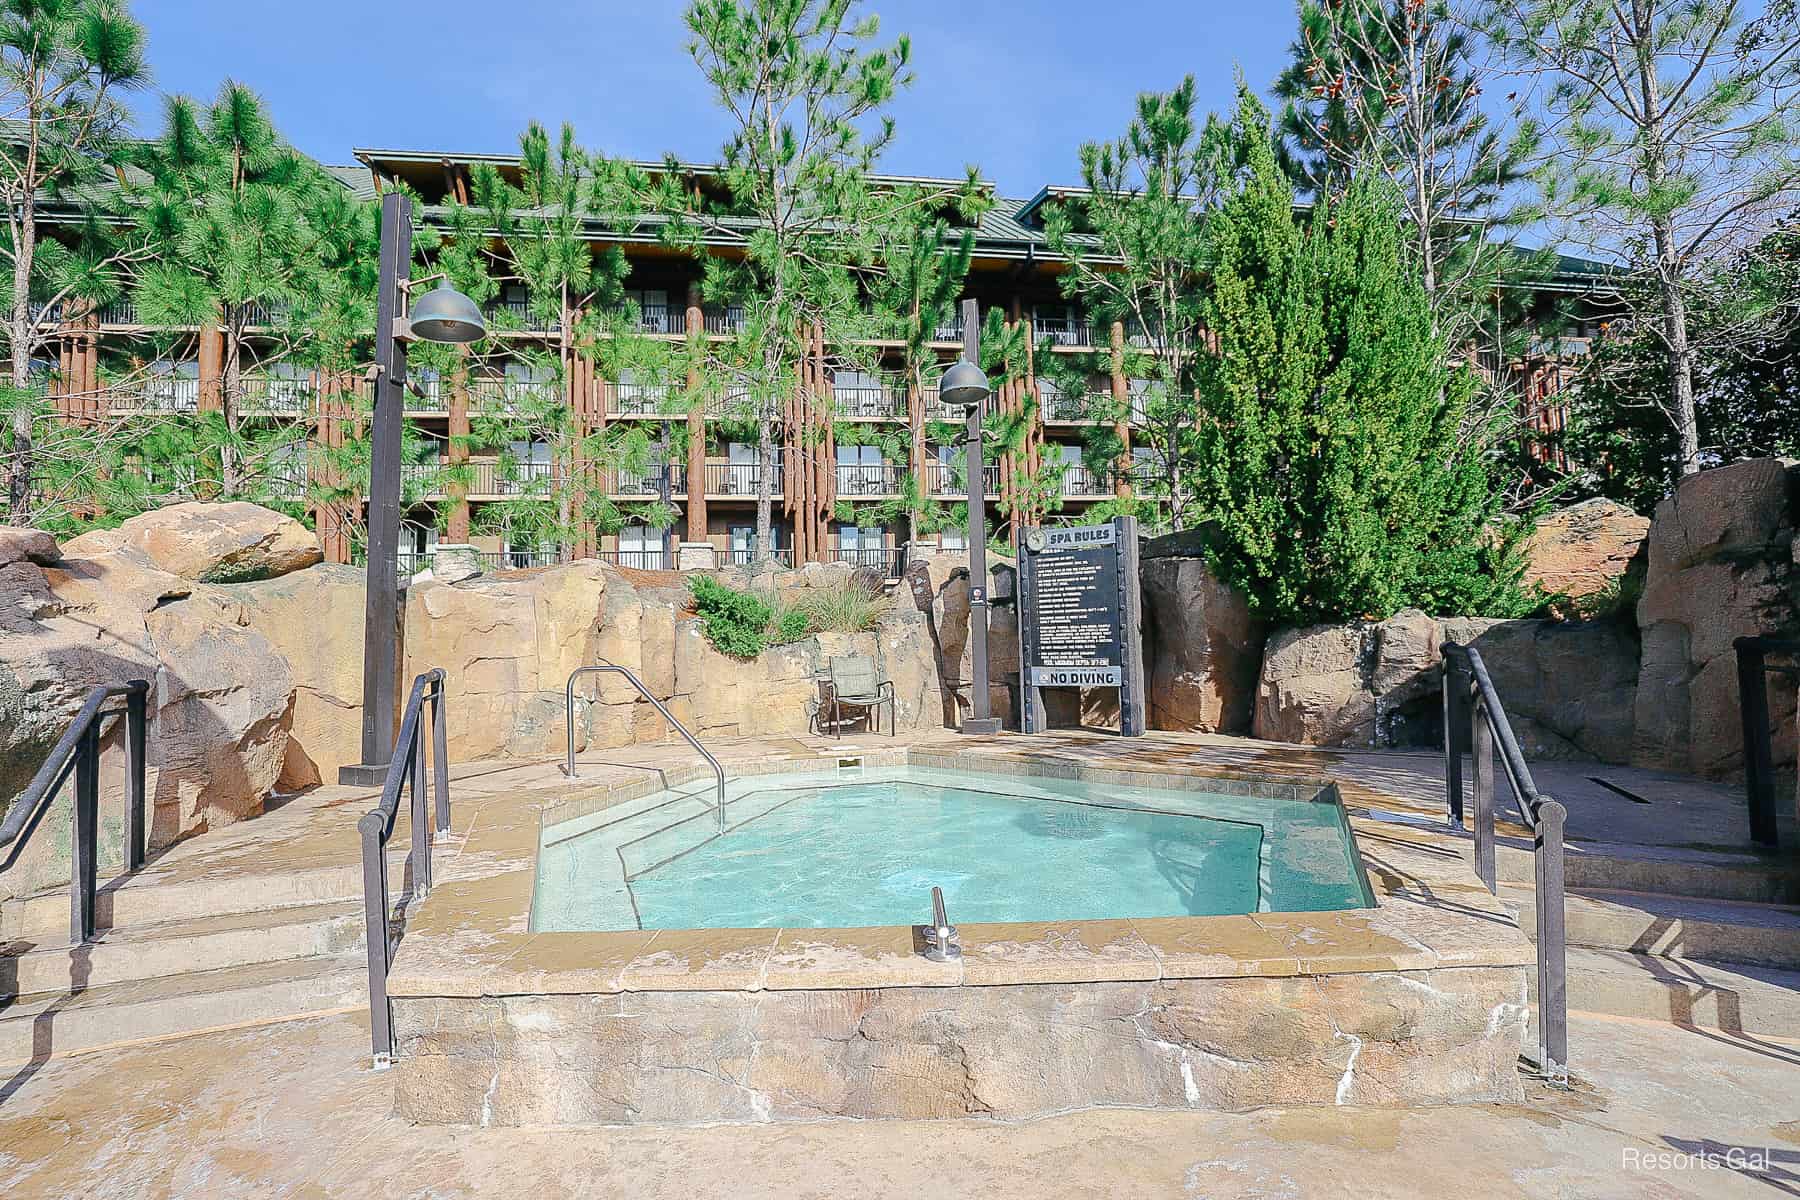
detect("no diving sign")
(1028, 666), (1123, 688)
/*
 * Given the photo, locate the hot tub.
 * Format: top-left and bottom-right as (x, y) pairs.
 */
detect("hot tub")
(385, 744), (1533, 1126)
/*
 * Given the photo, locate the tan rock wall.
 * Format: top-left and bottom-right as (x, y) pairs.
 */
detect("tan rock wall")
(1633, 458), (1799, 778)
(1139, 538), (1264, 735)
(390, 966), (1525, 1125)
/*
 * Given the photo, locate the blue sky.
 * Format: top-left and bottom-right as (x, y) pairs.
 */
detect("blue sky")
(126, 2), (1298, 199)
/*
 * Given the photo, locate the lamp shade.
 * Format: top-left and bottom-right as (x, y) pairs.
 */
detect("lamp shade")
(939, 359), (990, 410)
(408, 279), (487, 345)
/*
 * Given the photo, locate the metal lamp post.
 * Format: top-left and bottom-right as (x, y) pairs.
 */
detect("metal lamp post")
(941, 298), (1002, 736)
(341, 191), (487, 786)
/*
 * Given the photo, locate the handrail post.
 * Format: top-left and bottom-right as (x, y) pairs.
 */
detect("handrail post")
(1442, 650), (1469, 827)
(1536, 798), (1569, 1083)
(125, 680), (149, 872)
(358, 810), (393, 1064)
(70, 722), (100, 944)
(1471, 696), (1496, 894)
(563, 664), (728, 831)
(431, 680), (451, 839)
(410, 720), (430, 896)
(1735, 640), (1779, 848)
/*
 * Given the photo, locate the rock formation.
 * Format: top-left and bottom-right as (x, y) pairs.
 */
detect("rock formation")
(1633, 458), (1799, 778)
(1520, 497), (1649, 603)
(1138, 531), (1264, 735)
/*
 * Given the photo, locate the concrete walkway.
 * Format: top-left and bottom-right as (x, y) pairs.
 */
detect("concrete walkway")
(0, 1006), (1795, 1198)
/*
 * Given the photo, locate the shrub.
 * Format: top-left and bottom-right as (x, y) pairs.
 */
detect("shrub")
(689, 574), (774, 659)
(1190, 95), (1528, 627)
(771, 608), (810, 644)
(787, 577), (889, 634)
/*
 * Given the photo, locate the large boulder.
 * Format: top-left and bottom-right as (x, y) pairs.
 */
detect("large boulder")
(65, 501), (321, 583)
(0, 526), (59, 567)
(1633, 459), (1799, 778)
(1520, 498), (1650, 603)
(1139, 533), (1264, 734)
(226, 564), (380, 789)
(1255, 608), (1639, 762)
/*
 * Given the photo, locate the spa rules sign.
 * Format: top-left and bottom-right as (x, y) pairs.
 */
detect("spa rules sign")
(1016, 515), (1146, 736)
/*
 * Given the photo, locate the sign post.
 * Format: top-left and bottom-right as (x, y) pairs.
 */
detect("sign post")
(1016, 515), (1145, 736)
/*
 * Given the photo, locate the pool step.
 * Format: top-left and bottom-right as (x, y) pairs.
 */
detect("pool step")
(1531, 947), (1800, 1039)
(1503, 884), (1800, 971)
(1, 899), (366, 997)
(1494, 839), (1800, 904)
(0, 952), (367, 1067)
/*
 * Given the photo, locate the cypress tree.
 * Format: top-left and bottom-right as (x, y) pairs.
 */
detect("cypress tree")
(1193, 91), (1524, 627)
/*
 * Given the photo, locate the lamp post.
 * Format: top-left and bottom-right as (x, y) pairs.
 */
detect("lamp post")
(940, 297), (1002, 736)
(341, 191), (487, 786)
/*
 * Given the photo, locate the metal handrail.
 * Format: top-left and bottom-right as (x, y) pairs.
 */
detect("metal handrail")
(1442, 642), (1568, 1084)
(1735, 636), (1799, 848)
(563, 662), (726, 832)
(0, 680), (149, 944)
(358, 668), (449, 1064)
(920, 886), (960, 962)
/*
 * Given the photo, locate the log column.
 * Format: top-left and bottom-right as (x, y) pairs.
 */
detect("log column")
(1111, 320), (1132, 499)
(197, 323), (224, 413)
(685, 282), (707, 543)
(447, 346), (471, 544)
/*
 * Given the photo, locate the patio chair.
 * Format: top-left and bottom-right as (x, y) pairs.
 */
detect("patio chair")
(825, 654), (896, 738)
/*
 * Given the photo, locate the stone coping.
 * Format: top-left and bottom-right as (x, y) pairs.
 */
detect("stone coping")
(387, 738), (1533, 999)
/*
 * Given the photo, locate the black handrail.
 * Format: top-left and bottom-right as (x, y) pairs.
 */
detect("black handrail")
(1442, 643), (1568, 1085)
(358, 668), (449, 1063)
(1735, 636), (1798, 848)
(0, 680), (149, 944)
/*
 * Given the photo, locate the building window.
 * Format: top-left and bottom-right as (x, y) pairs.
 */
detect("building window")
(836, 523), (888, 568)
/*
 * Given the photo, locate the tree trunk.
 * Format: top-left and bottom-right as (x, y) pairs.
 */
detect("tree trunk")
(221, 320), (242, 495)
(1655, 219), (1702, 475)
(8, 142), (40, 521)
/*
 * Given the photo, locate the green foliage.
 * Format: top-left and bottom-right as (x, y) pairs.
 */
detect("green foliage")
(1191, 91), (1528, 627)
(1563, 223), (1800, 512)
(1483, 0), (1800, 474)
(771, 607), (810, 644)
(783, 576), (889, 635)
(1044, 75), (1227, 530)
(690, 573), (776, 658)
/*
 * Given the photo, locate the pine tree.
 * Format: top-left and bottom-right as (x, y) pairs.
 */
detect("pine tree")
(131, 81), (345, 496)
(593, 0), (982, 564)
(1042, 76), (1227, 531)
(1485, 0), (1800, 476)
(1273, 0), (1531, 348)
(0, 0), (146, 519)
(1193, 90), (1524, 626)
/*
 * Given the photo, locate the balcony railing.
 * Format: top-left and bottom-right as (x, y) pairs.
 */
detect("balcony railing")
(1060, 464), (1111, 497)
(611, 465), (684, 496)
(835, 463), (902, 496)
(485, 298), (559, 333)
(830, 543), (905, 577)
(925, 461), (999, 496)
(701, 461), (783, 498)
(596, 548), (670, 570)
(932, 313), (965, 343)
(97, 297), (139, 326)
(238, 374), (315, 414)
(1033, 316), (1096, 347)
(612, 382), (675, 416)
(833, 385), (903, 419)
(703, 304), (746, 335)
(634, 302), (682, 335)
(468, 377), (559, 412)
(1041, 390), (1106, 422)
(479, 549), (561, 570)
(725, 546), (794, 567)
(140, 377), (200, 412)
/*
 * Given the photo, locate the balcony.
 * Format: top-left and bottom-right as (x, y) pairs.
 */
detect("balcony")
(703, 304), (746, 335)
(139, 377), (200, 412)
(611, 465), (684, 497)
(932, 312), (965, 343)
(725, 546), (795, 567)
(98, 297), (139, 326)
(700, 461), (783, 498)
(925, 461), (999, 497)
(835, 462), (902, 497)
(468, 377), (559, 412)
(833, 384), (903, 420)
(830, 542), (906, 577)
(239, 374), (315, 415)
(612, 381), (675, 417)
(595, 548), (669, 570)
(633, 301), (683, 335)
(1033, 312), (1096, 347)
(485, 298), (559, 333)
(1041, 390), (1106, 423)
(480, 549), (562, 570)
(1060, 464), (1111, 498)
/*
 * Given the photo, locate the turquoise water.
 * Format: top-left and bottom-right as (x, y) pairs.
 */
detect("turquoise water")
(531, 767), (1371, 932)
